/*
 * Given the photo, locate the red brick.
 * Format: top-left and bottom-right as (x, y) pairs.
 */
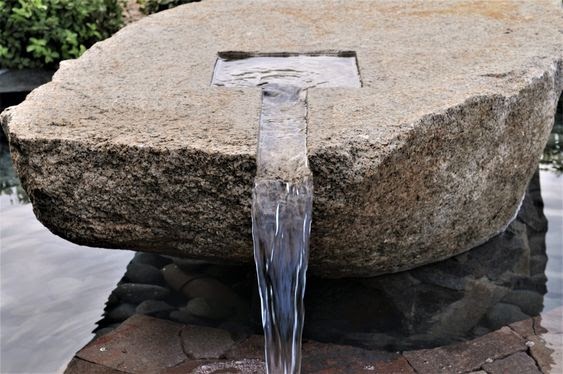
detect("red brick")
(509, 317), (535, 338)
(482, 352), (541, 374)
(225, 335), (265, 360)
(76, 315), (186, 373)
(180, 324), (236, 359)
(161, 359), (265, 373)
(403, 326), (526, 373)
(301, 340), (405, 373)
(65, 358), (126, 374)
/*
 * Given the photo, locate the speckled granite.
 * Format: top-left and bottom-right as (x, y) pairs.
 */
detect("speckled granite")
(2, 0), (562, 276)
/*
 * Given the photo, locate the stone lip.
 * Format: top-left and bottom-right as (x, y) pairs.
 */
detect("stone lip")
(2, 0), (562, 277)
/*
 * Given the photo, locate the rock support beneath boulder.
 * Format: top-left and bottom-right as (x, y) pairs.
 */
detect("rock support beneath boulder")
(1, 0), (562, 277)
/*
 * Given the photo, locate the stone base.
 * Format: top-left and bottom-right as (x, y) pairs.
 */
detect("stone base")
(65, 309), (562, 374)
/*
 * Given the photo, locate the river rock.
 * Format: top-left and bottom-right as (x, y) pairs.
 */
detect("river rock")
(485, 303), (530, 330)
(107, 303), (137, 322)
(113, 283), (170, 304)
(125, 262), (165, 285)
(169, 308), (215, 327)
(136, 300), (175, 316)
(186, 297), (234, 321)
(1, 1), (561, 277)
(131, 252), (171, 268)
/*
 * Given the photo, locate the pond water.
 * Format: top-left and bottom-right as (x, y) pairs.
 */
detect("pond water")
(0, 97), (561, 373)
(1, 139), (134, 373)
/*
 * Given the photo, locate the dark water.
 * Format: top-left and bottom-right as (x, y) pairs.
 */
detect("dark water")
(0, 95), (561, 373)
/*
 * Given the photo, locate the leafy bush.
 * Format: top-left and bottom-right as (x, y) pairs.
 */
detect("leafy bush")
(139, 0), (199, 14)
(0, 0), (124, 69)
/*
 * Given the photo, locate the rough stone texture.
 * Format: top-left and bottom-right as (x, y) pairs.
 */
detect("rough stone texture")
(67, 314), (563, 374)
(529, 307), (563, 373)
(482, 351), (542, 374)
(75, 315), (186, 373)
(113, 283), (170, 304)
(2, 0), (562, 277)
(180, 324), (236, 359)
(403, 326), (526, 373)
(509, 318), (536, 339)
(65, 358), (125, 374)
(301, 341), (411, 374)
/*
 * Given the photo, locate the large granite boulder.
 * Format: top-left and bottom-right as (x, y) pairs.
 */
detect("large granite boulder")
(1, 0), (561, 277)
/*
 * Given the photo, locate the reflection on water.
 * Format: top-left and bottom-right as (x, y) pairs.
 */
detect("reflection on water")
(0, 136), (133, 373)
(0, 140), (28, 205)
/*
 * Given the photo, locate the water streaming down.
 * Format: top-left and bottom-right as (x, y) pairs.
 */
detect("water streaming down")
(252, 83), (312, 374)
(212, 54), (361, 373)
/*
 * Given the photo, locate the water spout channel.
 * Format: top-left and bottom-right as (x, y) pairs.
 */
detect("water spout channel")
(212, 54), (361, 373)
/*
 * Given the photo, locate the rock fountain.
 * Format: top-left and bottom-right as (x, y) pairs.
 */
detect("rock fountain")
(211, 54), (361, 372)
(1, 0), (562, 373)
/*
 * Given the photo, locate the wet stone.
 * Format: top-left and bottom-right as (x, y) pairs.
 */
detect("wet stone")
(370, 356), (416, 374)
(76, 315), (186, 373)
(125, 262), (165, 285)
(131, 252), (172, 268)
(180, 324), (236, 359)
(107, 303), (136, 322)
(482, 351), (541, 374)
(410, 267), (467, 291)
(186, 297), (235, 321)
(224, 335), (264, 360)
(113, 283), (170, 304)
(485, 303), (530, 330)
(509, 318), (535, 339)
(218, 321), (252, 342)
(527, 335), (559, 373)
(169, 308), (214, 326)
(403, 326), (526, 373)
(64, 357), (124, 374)
(169, 256), (210, 273)
(94, 324), (120, 338)
(135, 299), (175, 316)
(172, 359), (266, 374)
(471, 326), (491, 337)
(301, 340), (405, 374)
(501, 289), (545, 316)
(158, 360), (211, 374)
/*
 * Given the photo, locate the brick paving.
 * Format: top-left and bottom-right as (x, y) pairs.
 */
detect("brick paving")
(66, 308), (562, 374)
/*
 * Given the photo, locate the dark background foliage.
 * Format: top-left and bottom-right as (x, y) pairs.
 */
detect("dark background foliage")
(0, 0), (123, 69)
(139, 0), (199, 15)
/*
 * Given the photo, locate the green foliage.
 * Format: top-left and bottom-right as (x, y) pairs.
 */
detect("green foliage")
(0, 0), (124, 69)
(139, 0), (199, 15)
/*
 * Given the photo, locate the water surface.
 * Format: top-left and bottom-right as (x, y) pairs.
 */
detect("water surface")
(0, 140), (133, 373)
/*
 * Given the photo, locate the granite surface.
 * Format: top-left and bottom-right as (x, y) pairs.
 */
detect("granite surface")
(2, 0), (562, 276)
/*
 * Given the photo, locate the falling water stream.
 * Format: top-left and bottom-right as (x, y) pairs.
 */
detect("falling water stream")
(212, 54), (361, 373)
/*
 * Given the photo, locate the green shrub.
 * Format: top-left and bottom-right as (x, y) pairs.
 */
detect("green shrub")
(139, 0), (199, 15)
(0, 0), (124, 69)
